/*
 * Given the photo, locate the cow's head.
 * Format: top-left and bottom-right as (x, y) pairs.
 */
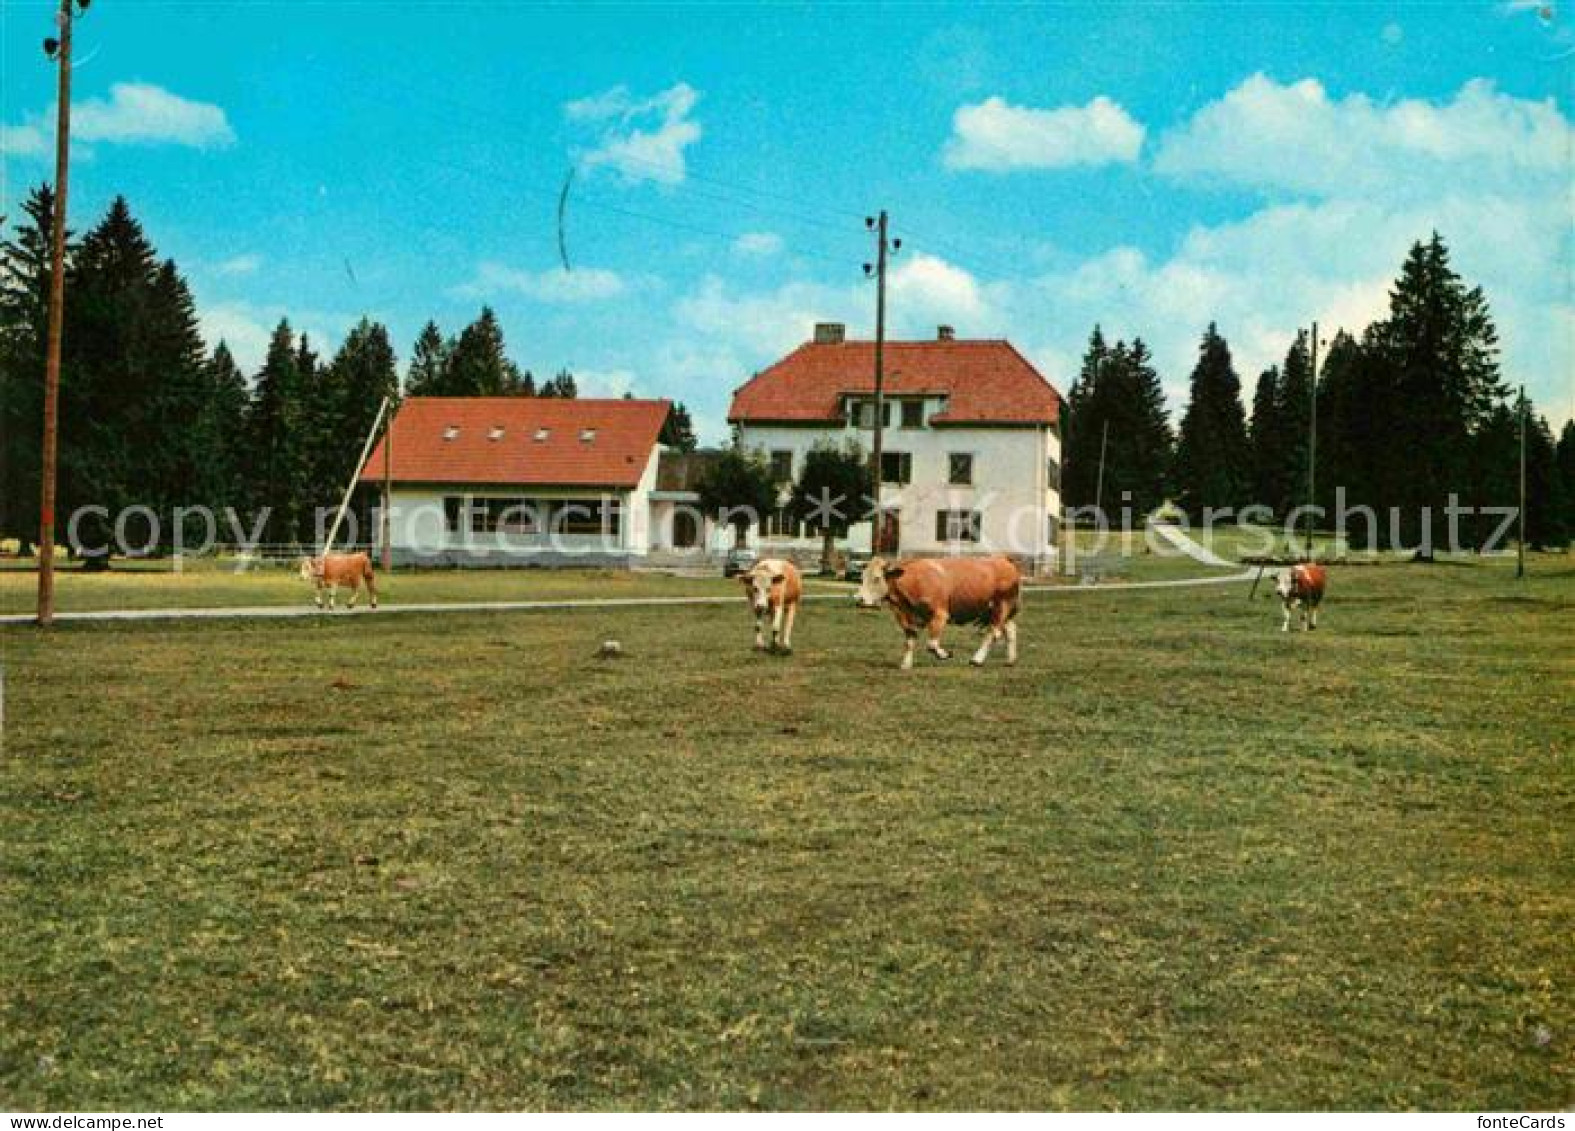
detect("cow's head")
(1274, 569), (1295, 602)
(855, 557), (903, 609)
(298, 556), (321, 582)
(740, 562), (783, 615)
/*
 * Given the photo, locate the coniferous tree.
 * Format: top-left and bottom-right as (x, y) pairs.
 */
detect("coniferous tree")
(1061, 326), (1109, 509)
(1523, 405), (1569, 549)
(1116, 337), (1174, 516)
(319, 319), (399, 533)
(540, 369), (578, 398)
(1248, 365), (1284, 515)
(201, 342), (250, 510)
(518, 369), (537, 397)
(405, 321), (450, 396)
(249, 320), (306, 543)
(660, 401), (698, 452)
(1467, 400), (1520, 552)
(446, 307), (515, 395)
(0, 186), (66, 550)
(1172, 323), (1250, 516)
(1275, 331), (1315, 518)
(1313, 329), (1369, 521)
(1368, 233), (1504, 547)
(1557, 420), (1575, 539)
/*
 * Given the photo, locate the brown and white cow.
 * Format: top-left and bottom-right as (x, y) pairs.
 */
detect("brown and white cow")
(856, 555), (1021, 669)
(740, 558), (802, 654)
(1275, 562), (1326, 632)
(299, 552), (378, 611)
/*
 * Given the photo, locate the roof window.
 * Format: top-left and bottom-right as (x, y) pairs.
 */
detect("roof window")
(580, 428), (597, 443)
(442, 425), (459, 441)
(488, 426), (505, 441)
(534, 428), (551, 442)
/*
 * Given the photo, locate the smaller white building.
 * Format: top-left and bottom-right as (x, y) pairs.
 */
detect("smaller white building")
(729, 324), (1064, 562)
(360, 397), (671, 566)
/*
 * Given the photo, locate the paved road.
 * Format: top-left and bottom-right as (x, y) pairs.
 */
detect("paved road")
(0, 570), (1254, 626)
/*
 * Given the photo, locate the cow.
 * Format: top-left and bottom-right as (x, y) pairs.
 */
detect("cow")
(739, 557), (802, 654)
(1275, 562), (1327, 632)
(856, 555), (1021, 670)
(299, 551), (379, 611)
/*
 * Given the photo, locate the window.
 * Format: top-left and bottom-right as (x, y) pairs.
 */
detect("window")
(936, 509), (981, 543)
(550, 498), (622, 537)
(469, 498), (538, 534)
(762, 507), (801, 538)
(487, 426), (505, 441)
(442, 425), (459, 441)
(948, 453), (973, 486)
(854, 400), (892, 429)
(880, 451), (911, 485)
(534, 428), (551, 442)
(901, 401), (924, 429)
(580, 428), (597, 443)
(1047, 514), (1061, 545)
(444, 496), (465, 533)
(769, 450), (794, 483)
(1047, 456), (1062, 491)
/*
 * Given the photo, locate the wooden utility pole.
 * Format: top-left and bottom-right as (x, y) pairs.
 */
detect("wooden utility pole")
(867, 210), (891, 553)
(36, 0), (80, 627)
(1305, 322), (1319, 559)
(380, 407), (393, 571)
(1517, 384), (1527, 580)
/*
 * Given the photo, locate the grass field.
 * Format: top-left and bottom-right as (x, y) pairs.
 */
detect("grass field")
(2, 557), (1571, 1109)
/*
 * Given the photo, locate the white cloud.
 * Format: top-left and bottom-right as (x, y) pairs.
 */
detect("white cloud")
(574, 367), (639, 399)
(944, 95), (1145, 171)
(2, 82), (234, 160)
(1152, 75), (1570, 200)
(732, 231), (783, 257)
(451, 262), (626, 303)
(565, 83), (701, 185)
(197, 301), (356, 374)
(215, 254), (262, 277)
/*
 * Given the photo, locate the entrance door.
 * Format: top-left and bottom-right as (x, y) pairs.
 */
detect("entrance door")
(878, 509), (900, 554)
(672, 509), (700, 549)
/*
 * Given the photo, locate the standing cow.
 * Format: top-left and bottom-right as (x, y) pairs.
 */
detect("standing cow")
(740, 558), (802, 654)
(856, 555), (1021, 669)
(299, 552), (379, 611)
(1275, 562), (1327, 632)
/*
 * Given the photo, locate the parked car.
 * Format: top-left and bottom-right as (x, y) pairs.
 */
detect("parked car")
(722, 547), (758, 577)
(843, 551), (872, 582)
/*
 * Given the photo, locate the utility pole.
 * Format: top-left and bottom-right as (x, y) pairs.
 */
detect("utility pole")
(380, 407), (393, 572)
(1517, 384), (1527, 580)
(1305, 322), (1319, 560)
(1094, 420), (1111, 518)
(864, 211), (899, 553)
(36, 0), (85, 627)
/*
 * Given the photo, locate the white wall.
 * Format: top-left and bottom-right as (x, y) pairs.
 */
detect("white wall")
(738, 408), (1061, 557)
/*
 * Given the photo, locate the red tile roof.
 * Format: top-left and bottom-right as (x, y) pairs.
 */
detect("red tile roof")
(728, 338), (1061, 426)
(360, 397), (670, 489)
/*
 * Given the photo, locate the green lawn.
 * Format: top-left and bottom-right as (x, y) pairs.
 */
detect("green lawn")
(2, 558), (1571, 1109)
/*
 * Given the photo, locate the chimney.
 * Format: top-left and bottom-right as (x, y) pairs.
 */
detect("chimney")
(937, 325), (955, 342)
(813, 322), (846, 345)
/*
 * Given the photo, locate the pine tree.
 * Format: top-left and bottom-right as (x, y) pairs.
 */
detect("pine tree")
(405, 321), (450, 396)
(1248, 366), (1284, 515)
(201, 342), (250, 511)
(1370, 233), (1504, 547)
(1172, 323), (1250, 516)
(144, 258), (212, 519)
(319, 319), (399, 534)
(1557, 421), (1575, 539)
(540, 369), (578, 398)
(1313, 330), (1369, 522)
(1061, 326), (1109, 509)
(446, 307), (516, 395)
(1117, 337), (1174, 516)
(1275, 331), (1314, 517)
(1523, 405), (1569, 549)
(0, 186), (67, 550)
(249, 320), (305, 543)
(1468, 401), (1519, 551)
(660, 401), (697, 452)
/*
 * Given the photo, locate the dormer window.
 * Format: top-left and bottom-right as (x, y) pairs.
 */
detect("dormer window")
(580, 428), (597, 443)
(534, 428), (550, 442)
(442, 425), (459, 441)
(487, 426), (505, 441)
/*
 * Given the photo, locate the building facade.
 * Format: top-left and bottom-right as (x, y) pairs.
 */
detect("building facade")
(728, 325), (1064, 562)
(359, 397), (671, 566)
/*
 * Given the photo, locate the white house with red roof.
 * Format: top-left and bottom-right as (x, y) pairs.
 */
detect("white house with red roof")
(728, 323), (1064, 560)
(359, 397), (676, 565)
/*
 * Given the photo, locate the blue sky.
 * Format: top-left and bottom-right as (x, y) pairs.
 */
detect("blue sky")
(3, 1), (1571, 440)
